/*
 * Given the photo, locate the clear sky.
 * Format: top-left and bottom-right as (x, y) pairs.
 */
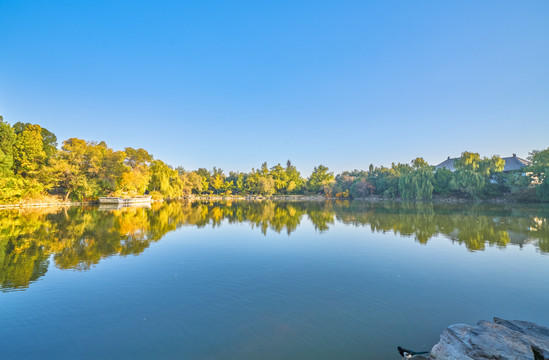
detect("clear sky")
(0, 0), (548, 175)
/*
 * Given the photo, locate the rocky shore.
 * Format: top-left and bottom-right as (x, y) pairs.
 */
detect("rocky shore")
(410, 318), (549, 360)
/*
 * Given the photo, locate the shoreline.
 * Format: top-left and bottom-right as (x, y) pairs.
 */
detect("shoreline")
(0, 194), (544, 209)
(0, 201), (95, 209)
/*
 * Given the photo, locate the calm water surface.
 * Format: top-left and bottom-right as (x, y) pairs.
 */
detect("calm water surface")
(1, 200), (549, 359)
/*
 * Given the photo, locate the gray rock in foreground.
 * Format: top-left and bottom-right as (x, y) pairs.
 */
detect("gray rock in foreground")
(426, 318), (549, 360)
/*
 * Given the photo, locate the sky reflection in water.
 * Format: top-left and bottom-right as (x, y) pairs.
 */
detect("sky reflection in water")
(1, 200), (548, 359)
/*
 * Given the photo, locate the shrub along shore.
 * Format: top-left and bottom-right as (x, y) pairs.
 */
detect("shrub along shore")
(1, 116), (548, 205)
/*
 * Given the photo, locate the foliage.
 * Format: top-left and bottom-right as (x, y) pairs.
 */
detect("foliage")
(52, 138), (102, 200)
(454, 151), (482, 171)
(528, 148), (549, 201)
(450, 170), (486, 198)
(433, 168), (453, 195)
(447, 152), (506, 198)
(307, 165), (334, 194)
(0, 116), (16, 177)
(349, 179), (374, 198)
(13, 124), (46, 177)
(284, 160), (303, 194)
(411, 157), (429, 169)
(0, 115), (547, 203)
(399, 167), (435, 200)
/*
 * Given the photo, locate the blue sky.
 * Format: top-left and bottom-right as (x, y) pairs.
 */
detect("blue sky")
(0, 0), (548, 175)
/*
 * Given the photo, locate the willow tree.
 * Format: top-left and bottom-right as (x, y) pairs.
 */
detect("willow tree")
(450, 170), (486, 198)
(451, 152), (505, 198)
(148, 159), (187, 199)
(454, 151), (482, 171)
(478, 155), (505, 176)
(398, 167), (435, 200)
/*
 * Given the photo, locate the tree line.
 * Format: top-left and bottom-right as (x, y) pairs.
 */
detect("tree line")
(334, 152), (548, 202)
(1, 116), (548, 203)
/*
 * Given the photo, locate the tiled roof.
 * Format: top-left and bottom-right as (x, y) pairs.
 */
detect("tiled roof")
(502, 156), (530, 171)
(434, 157), (457, 171)
(434, 155), (531, 172)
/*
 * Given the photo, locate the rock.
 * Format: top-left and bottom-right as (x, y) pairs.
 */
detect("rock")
(428, 318), (549, 360)
(493, 318), (549, 359)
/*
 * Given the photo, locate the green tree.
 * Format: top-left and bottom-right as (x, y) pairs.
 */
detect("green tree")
(433, 168), (453, 195)
(528, 148), (549, 201)
(411, 157), (430, 169)
(186, 172), (205, 194)
(210, 168), (225, 195)
(98, 146), (126, 193)
(349, 179), (374, 198)
(398, 167), (435, 200)
(40, 127), (58, 161)
(13, 122), (57, 162)
(370, 166), (399, 198)
(391, 162), (413, 176)
(452, 152), (505, 198)
(450, 170), (485, 198)
(124, 147), (153, 168)
(270, 163), (289, 194)
(478, 155), (505, 176)
(194, 168), (211, 194)
(0, 116), (15, 154)
(285, 160), (303, 194)
(243, 163), (277, 196)
(13, 124), (46, 177)
(0, 176), (26, 203)
(0, 116), (16, 176)
(227, 171), (247, 195)
(0, 150), (13, 177)
(119, 147), (152, 196)
(256, 176), (275, 196)
(454, 151), (481, 171)
(148, 160), (186, 198)
(259, 162), (269, 176)
(51, 138), (100, 200)
(307, 165), (335, 195)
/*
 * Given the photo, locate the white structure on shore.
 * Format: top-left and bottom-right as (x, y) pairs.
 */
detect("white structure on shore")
(98, 195), (152, 205)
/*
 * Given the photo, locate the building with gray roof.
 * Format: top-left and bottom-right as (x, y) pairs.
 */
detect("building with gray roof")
(434, 154), (530, 172)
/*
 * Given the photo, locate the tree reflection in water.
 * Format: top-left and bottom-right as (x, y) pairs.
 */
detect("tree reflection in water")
(1, 200), (548, 291)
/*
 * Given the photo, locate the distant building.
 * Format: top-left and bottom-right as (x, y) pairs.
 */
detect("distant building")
(434, 154), (530, 172)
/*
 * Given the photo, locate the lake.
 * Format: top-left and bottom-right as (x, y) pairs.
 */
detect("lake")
(1, 200), (549, 359)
